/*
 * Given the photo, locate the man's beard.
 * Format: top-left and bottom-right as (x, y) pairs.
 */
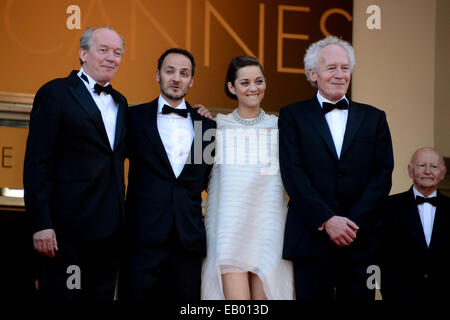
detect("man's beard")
(161, 85), (187, 102)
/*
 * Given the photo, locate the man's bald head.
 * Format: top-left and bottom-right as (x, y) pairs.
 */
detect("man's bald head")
(408, 147), (447, 196)
(410, 147), (446, 168)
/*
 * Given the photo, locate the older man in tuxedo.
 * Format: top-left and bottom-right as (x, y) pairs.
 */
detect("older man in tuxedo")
(24, 26), (127, 300)
(279, 36), (394, 300)
(381, 147), (450, 301)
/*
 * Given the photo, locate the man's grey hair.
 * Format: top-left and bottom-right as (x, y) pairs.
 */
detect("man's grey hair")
(79, 26), (125, 65)
(304, 36), (355, 87)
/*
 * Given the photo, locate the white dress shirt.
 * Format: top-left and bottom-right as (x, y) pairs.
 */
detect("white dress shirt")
(157, 95), (194, 178)
(316, 92), (349, 159)
(78, 68), (118, 150)
(413, 187), (437, 247)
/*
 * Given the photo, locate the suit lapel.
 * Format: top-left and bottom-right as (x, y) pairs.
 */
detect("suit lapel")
(428, 191), (447, 250)
(113, 91), (126, 151)
(177, 103), (201, 179)
(142, 99), (175, 177)
(403, 188), (428, 249)
(67, 71), (112, 151)
(341, 100), (366, 157)
(305, 98), (338, 160)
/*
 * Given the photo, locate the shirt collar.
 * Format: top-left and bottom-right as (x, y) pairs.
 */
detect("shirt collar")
(78, 68), (110, 90)
(412, 186), (437, 199)
(157, 95), (187, 113)
(316, 91), (348, 108)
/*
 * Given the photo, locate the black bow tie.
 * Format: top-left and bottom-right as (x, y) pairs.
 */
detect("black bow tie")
(162, 104), (189, 118)
(416, 195), (438, 206)
(322, 99), (348, 114)
(94, 83), (113, 95)
(80, 73), (113, 95)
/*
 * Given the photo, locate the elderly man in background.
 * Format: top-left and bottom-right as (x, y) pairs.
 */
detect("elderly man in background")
(381, 147), (450, 301)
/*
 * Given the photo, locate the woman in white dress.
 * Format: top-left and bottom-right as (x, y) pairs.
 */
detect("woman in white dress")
(201, 55), (294, 300)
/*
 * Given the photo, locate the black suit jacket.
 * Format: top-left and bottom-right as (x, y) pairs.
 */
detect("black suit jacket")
(279, 96), (394, 259)
(125, 98), (216, 256)
(24, 71), (127, 240)
(381, 188), (450, 301)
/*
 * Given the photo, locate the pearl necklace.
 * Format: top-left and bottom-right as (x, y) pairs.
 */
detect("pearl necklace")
(232, 108), (266, 126)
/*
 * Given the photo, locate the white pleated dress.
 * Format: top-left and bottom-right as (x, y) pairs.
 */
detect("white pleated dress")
(201, 111), (294, 300)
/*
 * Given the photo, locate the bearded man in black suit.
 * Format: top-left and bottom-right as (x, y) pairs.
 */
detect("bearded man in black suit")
(24, 26), (127, 300)
(120, 48), (216, 301)
(381, 147), (450, 301)
(278, 36), (394, 300)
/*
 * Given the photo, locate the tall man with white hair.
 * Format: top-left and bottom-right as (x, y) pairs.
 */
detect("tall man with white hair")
(278, 36), (394, 300)
(24, 26), (127, 299)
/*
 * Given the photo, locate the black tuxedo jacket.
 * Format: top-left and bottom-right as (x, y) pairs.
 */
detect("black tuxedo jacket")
(279, 97), (394, 259)
(125, 98), (216, 256)
(24, 71), (127, 240)
(381, 188), (450, 301)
